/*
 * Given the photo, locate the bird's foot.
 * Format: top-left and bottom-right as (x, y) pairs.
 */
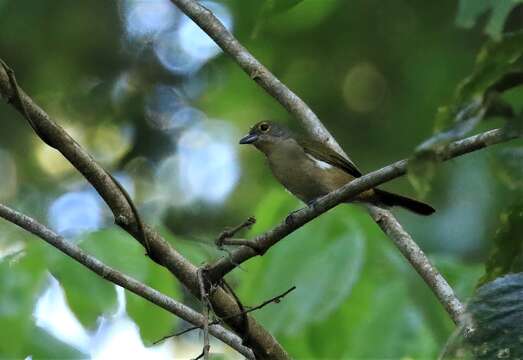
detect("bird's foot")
(285, 200), (319, 225)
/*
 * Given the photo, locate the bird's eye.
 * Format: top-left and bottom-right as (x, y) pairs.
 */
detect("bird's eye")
(259, 123), (270, 132)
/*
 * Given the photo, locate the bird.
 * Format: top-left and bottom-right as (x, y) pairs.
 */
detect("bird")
(239, 121), (435, 216)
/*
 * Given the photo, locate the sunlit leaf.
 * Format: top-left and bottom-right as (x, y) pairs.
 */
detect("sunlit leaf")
(48, 228), (149, 329)
(426, 31), (523, 148)
(456, 0), (523, 39)
(50, 253), (117, 329)
(412, 32), (523, 193)
(492, 147), (523, 190)
(478, 201), (523, 286)
(125, 260), (181, 344)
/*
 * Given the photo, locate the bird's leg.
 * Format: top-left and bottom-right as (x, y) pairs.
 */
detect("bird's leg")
(306, 199), (319, 209)
(285, 199), (319, 225)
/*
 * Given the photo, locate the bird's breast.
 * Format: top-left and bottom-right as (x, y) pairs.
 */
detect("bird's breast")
(267, 146), (354, 203)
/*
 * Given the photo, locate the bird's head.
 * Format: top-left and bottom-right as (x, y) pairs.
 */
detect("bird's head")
(239, 121), (291, 154)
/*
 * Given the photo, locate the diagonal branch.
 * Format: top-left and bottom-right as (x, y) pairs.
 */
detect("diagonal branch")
(0, 203), (254, 360)
(204, 129), (518, 277)
(0, 61), (289, 360)
(165, 0), (520, 325)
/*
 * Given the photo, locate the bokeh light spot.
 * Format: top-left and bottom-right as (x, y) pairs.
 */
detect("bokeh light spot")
(145, 85), (185, 131)
(90, 124), (133, 165)
(48, 190), (103, 237)
(122, 0), (177, 41)
(154, 1), (233, 75)
(155, 120), (239, 207)
(36, 123), (86, 177)
(342, 62), (387, 113)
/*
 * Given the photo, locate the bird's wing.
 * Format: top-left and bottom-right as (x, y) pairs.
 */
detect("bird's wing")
(298, 138), (362, 178)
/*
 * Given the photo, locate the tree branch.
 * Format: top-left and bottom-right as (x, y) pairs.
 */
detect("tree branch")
(166, 0), (523, 325)
(168, 0), (346, 156)
(0, 61), (289, 360)
(0, 203), (254, 360)
(155, 286), (296, 345)
(204, 129), (518, 285)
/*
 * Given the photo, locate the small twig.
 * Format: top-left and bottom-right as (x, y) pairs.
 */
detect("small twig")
(197, 269), (211, 360)
(154, 286), (296, 344)
(191, 350), (206, 360)
(216, 217), (262, 256)
(216, 216), (256, 248)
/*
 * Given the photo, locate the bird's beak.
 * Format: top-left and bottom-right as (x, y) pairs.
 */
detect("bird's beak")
(239, 133), (258, 144)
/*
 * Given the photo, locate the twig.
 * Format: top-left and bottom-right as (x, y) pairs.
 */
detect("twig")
(0, 203), (254, 360)
(0, 60), (288, 360)
(197, 269), (211, 360)
(154, 286), (296, 344)
(216, 216), (256, 248)
(216, 217), (261, 254)
(205, 128), (518, 279)
(206, 129), (519, 323)
(167, 0), (471, 324)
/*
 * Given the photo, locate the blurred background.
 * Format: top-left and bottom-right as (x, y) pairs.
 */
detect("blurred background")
(0, 0), (522, 359)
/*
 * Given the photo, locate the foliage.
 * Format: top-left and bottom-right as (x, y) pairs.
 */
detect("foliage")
(456, 0), (523, 39)
(408, 31), (523, 198)
(0, 0), (521, 358)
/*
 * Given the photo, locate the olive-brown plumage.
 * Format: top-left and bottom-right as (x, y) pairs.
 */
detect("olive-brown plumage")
(240, 121), (435, 216)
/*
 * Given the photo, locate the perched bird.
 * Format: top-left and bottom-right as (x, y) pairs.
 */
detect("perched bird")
(239, 121), (435, 216)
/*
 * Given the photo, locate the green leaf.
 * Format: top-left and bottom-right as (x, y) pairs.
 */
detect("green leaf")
(407, 150), (438, 198)
(0, 241), (48, 357)
(264, 0), (304, 14)
(478, 201), (523, 286)
(412, 32), (523, 193)
(442, 273), (523, 359)
(492, 147), (523, 190)
(125, 263), (180, 344)
(237, 191), (365, 336)
(49, 253), (117, 329)
(456, 0), (523, 39)
(428, 31), (523, 145)
(48, 228), (148, 329)
(26, 326), (87, 360)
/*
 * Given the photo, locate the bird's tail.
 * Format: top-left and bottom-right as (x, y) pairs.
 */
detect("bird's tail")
(374, 189), (435, 216)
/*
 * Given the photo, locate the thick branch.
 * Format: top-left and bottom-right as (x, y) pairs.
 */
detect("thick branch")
(0, 62), (289, 360)
(205, 129), (519, 315)
(0, 203), (254, 360)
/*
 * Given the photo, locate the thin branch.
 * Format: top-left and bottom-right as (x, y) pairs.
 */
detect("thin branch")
(155, 286), (296, 344)
(0, 203), (254, 360)
(168, 0), (346, 156)
(205, 128), (518, 280)
(216, 216), (256, 248)
(166, 0), (522, 325)
(0, 61), (289, 360)
(197, 269), (211, 360)
(207, 129), (519, 323)
(365, 204), (465, 322)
